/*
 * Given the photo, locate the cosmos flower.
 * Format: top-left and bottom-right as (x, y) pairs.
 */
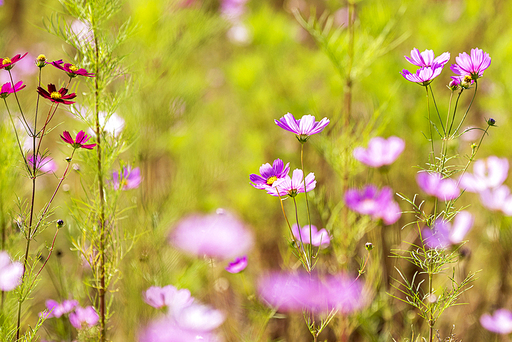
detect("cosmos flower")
(139, 317), (221, 342)
(480, 309), (512, 334)
(0, 53), (28, 70)
(225, 256), (248, 273)
(266, 169), (316, 198)
(275, 113), (330, 142)
(344, 185), (401, 225)
(0, 81), (25, 98)
(143, 285), (194, 312)
(37, 84), (76, 105)
(112, 166), (141, 190)
(416, 172), (459, 201)
(42, 299), (78, 319)
(48, 59), (94, 78)
(27, 155), (57, 174)
(401, 64), (444, 86)
(459, 156), (508, 193)
(404, 48), (450, 68)
(478, 185), (512, 215)
(174, 303), (225, 332)
(422, 211), (474, 249)
(60, 130), (96, 150)
(169, 209), (253, 260)
(69, 306), (99, 329)
(291, 224), (330, 247)
(250, 158), (290, 190)
(0, 251), (23, 291)
(353, 136), (405, 168)
(450, 48), (491, 80)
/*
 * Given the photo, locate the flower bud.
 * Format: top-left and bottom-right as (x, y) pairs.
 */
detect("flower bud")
(448, 80), (459, 91)
(461, 75), (472, 89)
(56, 219), (64, 228)
(36, 54), (47, 68)
(365, 242), (373, 251)
(487, 118), (496, 126)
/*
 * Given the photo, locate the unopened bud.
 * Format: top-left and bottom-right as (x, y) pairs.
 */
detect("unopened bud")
(461, 75), (472, 89)
(487, 118), (496, 126)
(56, 219), (64, 227)
(65, 157), (72, 162)
(365, 242), (373, 251)
(36, 54), (47, 68)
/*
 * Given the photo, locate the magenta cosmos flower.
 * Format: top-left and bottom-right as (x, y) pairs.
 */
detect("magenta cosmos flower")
(42, 299), (78, 318)
(422, 211), (473, 249)
(0, 81), (25, 98)
(401, 63), (444, 86)
(275, 113), (330, 142)
(291, 224), (330, 247)
(225, 256), (248, 273)
(344, 185), (401, 225)
(112, 166), (142, 190)
(37, 84), (76, 105)
(69, 306), (99, 329)
(0, 251), (23, 291)
(481, 309), (512, 334)
(0, 53), (28, 70)
(266, 169), (316, 198)
(416, 172), (459, 201)
(48, 59), (94, 78)
(404, 48), (450, 68)
(60, 130), (96, 150)
(169, 209), (253, 260)
(353, 136), (405, 168)
(450, 48), (491, 80)
(143, 285), (194, 312)
(459, 156), (508, 193)
(27, 155), (57, 174)
(250, 158), (290, 190)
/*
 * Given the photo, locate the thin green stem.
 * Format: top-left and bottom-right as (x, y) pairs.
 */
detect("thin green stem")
(300, 143), (314, 269)
(425, 86), (435, 164)
(447, 90), (463, 137)
(454, 81), (478, 135)
(428, 84), (445, 135)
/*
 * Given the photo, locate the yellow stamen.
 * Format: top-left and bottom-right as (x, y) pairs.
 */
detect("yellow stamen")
(2, 58), (12, 65)
(50, 91), (62, 100)
(69, 65), (79, 72)
(37, 54), (46, 61)
(267, 176), (277, 185)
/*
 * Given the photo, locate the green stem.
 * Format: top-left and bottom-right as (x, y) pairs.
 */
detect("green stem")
(300, 143), (314, 270)
(425, 86), (435, 165)
(453, 81), (478, 135)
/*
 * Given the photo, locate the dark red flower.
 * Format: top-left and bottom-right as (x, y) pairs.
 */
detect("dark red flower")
(60, 130), (96, 150)
(0, 53), (28, 70)
(49, 60), (94, 78)
(37, 84), (76, 105)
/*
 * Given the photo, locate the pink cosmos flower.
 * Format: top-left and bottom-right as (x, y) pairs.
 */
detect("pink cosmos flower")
(478, 185), (512, 215)
(275, 113), (330, 142)
(69, 306), (99, 329)
(266, 169), (316, 198)
(401, 64), (444, 86)
(174, 302), (225, 332)
(450, 48), (491, 80)
(459, 156), (508, 193)
(139, 317), (221, 342)
(37, 84), (76, 105)
(344, 185), (401, 225)
(48, 60), (94, 78)
(416, 172), (459, 201)
(353, 136), (405, 168)
(291, 224), (330, 247)
(221, 0), (249, 21)
(481, 309), (512, 334)
(169, 209), (253, 260)
(225, 256), (248, 273)
(404, 48), (450, 68)
(60, 130), (96, 150)
(0, 53), (28, 70)
(42, 299), (78, 318)
(0, 251), (23, 291)
(112, 166), (142, 190)
(250, 158), (290, 190)
(422, 211), (473, 249)
(27, 155), (57, 174)
(0, 81), (25, 98)
(143, 285), (193, 312)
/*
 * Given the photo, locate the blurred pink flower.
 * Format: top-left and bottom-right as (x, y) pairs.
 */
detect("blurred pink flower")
(353, 136), (405, 168)
(225, 256), (248, 273)
(416, 172), (459, 201)
(69, 306), (99, 329)
(404, 48), (450, 68)
(266, 169), (316, 198)
(481, 309), (512, 334)
(174, 302), (225, 332)
(42, 299), (78, 318)
(27, 155), (57, 174)
(112, 166), (141, 190)
(422, 211), (473, 249)
(169, 209), (253, 260)
(139, 317), (221, 342)
(344, 185), (401, 225)
(291, 224), (330, 247)
(143, 285), (193, 312)
(478, 185), (512, 215)
(0, 251), (23, 291)
(459, 156), (508, 193)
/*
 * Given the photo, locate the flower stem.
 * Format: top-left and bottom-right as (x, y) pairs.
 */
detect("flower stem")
(453, 81), (478, 135)
(425, 86), (435, 165)
(300, 143), (314, 270)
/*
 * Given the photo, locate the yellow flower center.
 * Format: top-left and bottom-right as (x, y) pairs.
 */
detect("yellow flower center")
(463, 75), (472, 83)
(2, 58), (11, 65)
(37, 54), (46, 61)
(267, 176), (277, 185)
(69, 65), (79, 72)
(50, 91), (62, 100)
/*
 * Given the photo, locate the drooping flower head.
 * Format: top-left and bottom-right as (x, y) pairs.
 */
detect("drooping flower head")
(291, 224), (330, 247)
(422, 211), (474, 249)
(48, 59), (94, 78)
(143, 285), (194, 312)
(0, 251), (23, 291)
(112, 166), (141, 190)
(169, 209), (253, 260)
(275, 113), (330, 143)
(0, 53), (28, 70)
(60, 130), (96, 150)
(27, 155), (57, 174)
(401, 63), (444, 86)
(42, 299), (78, 319)
(344, 185), (401, 225)
(250, 158), (290, 190)
(353, 136), (405, 168)
(450, 48), (491, 80)
(459, 156), (508, 193)
(480, 309), (512, 335)
(225, 256), (248, 273)
(37, 84), (76, 105)
(266, 169), (316, 198)
(404, 48), (450, 68)
(69, 306), (99, 329)
(0, 81), (25, 99)
(416, 172), (459, 201)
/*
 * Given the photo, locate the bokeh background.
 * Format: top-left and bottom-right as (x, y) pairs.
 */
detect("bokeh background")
(1, 0), (512, 340)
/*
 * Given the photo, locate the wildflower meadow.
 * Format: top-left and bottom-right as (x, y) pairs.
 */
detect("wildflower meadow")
(1, 0), (512, 341)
